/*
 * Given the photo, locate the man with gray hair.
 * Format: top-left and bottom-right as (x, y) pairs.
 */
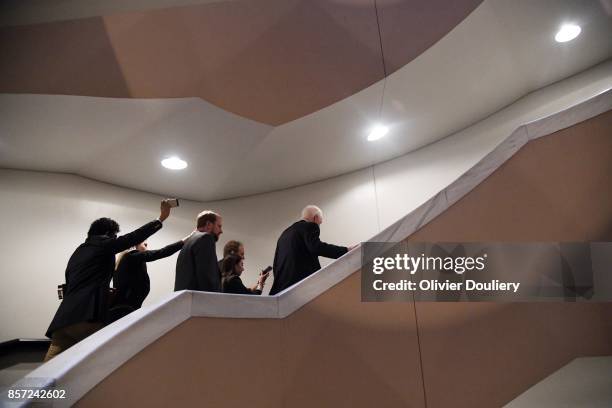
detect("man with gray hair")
(175, 210), (223, 292)
(269, 205), (351, 295)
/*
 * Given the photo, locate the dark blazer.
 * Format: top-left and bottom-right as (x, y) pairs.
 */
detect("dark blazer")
(269, 220), (347, 295)
(46, 220), (163, 337)
(221, 275), (262, 295)
(174, 232), (220, 292)
(113, 241), (184, 310)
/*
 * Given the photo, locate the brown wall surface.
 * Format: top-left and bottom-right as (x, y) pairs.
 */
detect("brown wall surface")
(279, 273), (424, 407)
(78, 274), (426, 408)
(78, 110), (612, 407)
(0, 0), (482, 125)
(409, 110), (612, 407)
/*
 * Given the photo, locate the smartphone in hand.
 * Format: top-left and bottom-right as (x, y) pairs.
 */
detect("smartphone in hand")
(168, 198), (180, 208)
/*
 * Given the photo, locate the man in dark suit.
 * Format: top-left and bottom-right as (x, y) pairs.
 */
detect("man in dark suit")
(269, 205), (353, 295)
(175, 210), (223, 292)
(44, 199), (173, 361)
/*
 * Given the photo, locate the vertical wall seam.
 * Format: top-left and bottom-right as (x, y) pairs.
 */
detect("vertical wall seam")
(373, 0), (388, 78)
(372, 165), (382, 233)
(374, 0), (388, 124)
(412, 291), (428, 408)
(373, 0), (386, 236)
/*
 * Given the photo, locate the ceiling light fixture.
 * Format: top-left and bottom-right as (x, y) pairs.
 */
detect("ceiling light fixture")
(161, 156), (188, 170)
(555, 24), (581, 43)
(368, 125), (389, 142)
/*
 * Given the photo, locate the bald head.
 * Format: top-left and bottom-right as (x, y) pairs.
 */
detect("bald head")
(301, 205), (323, 225)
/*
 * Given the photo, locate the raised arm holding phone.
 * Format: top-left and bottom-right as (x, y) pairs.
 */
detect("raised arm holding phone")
(44, 199), (176, 361)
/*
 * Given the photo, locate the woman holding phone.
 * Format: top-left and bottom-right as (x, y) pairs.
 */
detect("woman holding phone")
(109, 228), (194, 322)
(221, 254), (270, 295)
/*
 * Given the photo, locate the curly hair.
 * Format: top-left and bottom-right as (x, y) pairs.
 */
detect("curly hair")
(87, 217), (120, 237)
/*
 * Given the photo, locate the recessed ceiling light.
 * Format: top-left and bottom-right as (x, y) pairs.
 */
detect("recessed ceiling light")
(555, 24), (581, 43)
(367, 125), (388, 141)
(161, 156), (187, 170)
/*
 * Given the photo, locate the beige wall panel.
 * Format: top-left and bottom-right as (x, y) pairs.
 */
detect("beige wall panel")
(416, 302), (612, 408)
(0, 0), (483, 125)
(408, 110), (612, 242)
(0, 18), (130, 97)
(78, 273), (426, 408)
(77, 317), (283, 408)
(377, 0), (482, 74)
(281, 273), (425, 408)
(407, 111), (612, 407)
